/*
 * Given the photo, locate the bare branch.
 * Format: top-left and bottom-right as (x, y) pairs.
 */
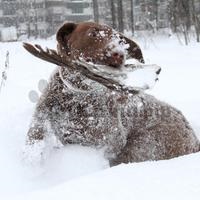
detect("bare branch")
(23, 43), (139, 94)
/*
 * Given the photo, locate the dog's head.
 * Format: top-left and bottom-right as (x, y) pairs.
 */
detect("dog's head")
(56, 22), (144, 68)
(56, 22), (161, 91)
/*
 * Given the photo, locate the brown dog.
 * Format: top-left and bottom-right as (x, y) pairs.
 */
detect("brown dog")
(26, 22), (200, 166)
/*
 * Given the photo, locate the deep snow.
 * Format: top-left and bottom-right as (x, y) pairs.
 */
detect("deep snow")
(0, 36), (200, 199)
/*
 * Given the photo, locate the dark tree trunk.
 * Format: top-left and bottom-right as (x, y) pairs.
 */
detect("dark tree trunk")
(130, 0), (135, 35)
(117, 0), (124, 32)
(93, 0), (99, 23)
(155, 0), (159, 30)
(110, 0), (117, 29)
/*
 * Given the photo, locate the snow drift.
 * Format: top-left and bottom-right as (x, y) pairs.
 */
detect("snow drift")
(0, 37), (200, 199)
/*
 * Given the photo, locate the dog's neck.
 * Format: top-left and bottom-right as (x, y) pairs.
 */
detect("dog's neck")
(58, 66), (103, 93)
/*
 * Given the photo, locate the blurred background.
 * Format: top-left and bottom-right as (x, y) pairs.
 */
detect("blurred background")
(0, 0), (200, 45)
(0, 1), (200, 198)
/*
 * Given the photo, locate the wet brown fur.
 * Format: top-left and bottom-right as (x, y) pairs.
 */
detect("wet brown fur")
(26, 22), (200, 166)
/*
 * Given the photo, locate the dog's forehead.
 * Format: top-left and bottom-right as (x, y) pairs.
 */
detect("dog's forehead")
(75, 22), (112, 33)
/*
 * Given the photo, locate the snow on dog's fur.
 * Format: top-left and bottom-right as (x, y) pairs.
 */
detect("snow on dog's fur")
(25, 22), (200, 166)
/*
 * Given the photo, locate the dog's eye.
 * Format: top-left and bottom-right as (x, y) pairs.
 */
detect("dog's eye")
(88, 30), (98, 37)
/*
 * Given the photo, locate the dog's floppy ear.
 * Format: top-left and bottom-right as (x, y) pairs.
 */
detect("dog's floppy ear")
(121, 35), (145, 63)
(56, 22), (77, 54)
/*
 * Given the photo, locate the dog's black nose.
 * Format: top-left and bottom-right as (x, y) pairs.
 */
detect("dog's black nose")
(156, 68), (161, 75)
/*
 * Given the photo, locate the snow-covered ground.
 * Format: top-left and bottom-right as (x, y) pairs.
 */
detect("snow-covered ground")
(0, 36), (200, 199)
